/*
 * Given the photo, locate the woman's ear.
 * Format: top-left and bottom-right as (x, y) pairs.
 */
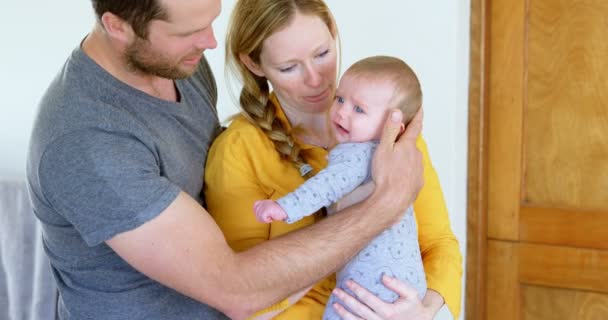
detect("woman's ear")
(100, 12), (135, 44)
(239, 53), (265, 77)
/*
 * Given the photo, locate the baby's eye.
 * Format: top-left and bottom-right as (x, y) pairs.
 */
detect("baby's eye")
(336, 96), (344, 104)
(354, 105), (365, 114)
(317, 49), (330, 58)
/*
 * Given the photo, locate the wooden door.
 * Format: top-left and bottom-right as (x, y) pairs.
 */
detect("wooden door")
(467, 0), (608, 319)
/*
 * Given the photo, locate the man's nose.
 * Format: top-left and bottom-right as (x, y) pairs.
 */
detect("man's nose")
(194, 27), (217, 50)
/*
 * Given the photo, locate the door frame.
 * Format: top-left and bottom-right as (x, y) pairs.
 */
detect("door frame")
(466, 0), (488, 319)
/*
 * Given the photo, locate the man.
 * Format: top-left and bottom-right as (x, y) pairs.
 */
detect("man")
(26, 1), (423, 319)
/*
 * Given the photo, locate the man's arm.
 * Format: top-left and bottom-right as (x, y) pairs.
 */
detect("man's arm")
(106, 109), (423, 320)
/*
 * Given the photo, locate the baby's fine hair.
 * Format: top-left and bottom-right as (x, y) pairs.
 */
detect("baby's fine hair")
(344, 56), (422, 125)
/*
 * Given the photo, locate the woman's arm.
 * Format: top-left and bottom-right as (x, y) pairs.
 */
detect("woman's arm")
(204, 124), (299, 316)
(203, 121), (347, 317)
(413, 135), (463, 318)
(204, 132), (272, 252)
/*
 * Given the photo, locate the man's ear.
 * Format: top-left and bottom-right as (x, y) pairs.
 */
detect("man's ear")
(239, 53), (265, 77)
(100, 12), (136, 44)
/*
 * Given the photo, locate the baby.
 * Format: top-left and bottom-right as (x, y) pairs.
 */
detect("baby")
(254, 55), (427, 319)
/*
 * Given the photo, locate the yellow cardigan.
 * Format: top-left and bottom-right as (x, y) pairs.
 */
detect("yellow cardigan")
(204, 95), (462, 318)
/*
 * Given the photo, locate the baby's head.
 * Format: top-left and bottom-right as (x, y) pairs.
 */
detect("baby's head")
(330, 55), (422, 143)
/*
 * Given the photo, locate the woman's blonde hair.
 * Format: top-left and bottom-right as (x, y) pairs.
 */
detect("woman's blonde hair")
(226, 0), (336, 176)
(345, 55), (422, 125)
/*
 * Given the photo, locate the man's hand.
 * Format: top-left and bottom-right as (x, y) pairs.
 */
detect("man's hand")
(370, 108), (424, 224)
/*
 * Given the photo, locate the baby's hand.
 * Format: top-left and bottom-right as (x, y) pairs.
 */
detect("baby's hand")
(254, 200), (288, 223)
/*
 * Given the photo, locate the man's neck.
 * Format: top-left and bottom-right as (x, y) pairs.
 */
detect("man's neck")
(81, 28), (178, 102)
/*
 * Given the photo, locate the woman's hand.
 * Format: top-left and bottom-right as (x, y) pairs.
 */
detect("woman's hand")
(331, 275), (437, 320)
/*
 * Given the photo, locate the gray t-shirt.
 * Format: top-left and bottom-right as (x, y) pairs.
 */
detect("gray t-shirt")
(26, 47), (228, 319)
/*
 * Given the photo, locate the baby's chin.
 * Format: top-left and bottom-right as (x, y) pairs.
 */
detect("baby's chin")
(335, 136), (350, 144)
(346, 135), (381, 144)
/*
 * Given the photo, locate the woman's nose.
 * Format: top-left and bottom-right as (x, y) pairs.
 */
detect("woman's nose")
(303, 65), (322, 87)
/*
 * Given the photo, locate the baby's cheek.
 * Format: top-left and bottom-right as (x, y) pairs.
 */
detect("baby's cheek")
(371, 120), (385, 139)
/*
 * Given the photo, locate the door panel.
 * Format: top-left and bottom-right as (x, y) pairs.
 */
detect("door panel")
(519, 243), (608, 292)
(519, 207), (608, 249)
(468, 0), (608, 319)
(526, 0), (608, 210)
(522, 285), (608, 320)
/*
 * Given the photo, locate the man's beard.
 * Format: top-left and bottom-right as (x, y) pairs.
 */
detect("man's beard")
(125, 37), (196, 80)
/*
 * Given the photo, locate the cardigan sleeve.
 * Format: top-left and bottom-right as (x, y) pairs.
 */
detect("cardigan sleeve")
(204, 121), (332, 319)
(204, 126), (273, 252)
(413, 135), (463, 318)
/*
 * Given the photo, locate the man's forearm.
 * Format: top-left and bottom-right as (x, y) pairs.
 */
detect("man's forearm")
(108, 190), (406, 320)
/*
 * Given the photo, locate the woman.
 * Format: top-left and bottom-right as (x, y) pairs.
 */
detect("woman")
(204, 0), (462, 318)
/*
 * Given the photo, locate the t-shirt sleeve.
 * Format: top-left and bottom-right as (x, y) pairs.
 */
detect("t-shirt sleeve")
(197, 55), (217, 107)
(38, 129), (180, 247)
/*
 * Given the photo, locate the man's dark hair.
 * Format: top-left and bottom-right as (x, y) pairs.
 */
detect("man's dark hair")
(91, 0), (169, 39)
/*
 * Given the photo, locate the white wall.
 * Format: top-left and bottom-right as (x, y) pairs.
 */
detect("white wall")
(1, 1), (469, 318)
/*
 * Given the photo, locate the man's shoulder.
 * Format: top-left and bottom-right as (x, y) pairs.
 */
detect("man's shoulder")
(186, 55), (217, 102)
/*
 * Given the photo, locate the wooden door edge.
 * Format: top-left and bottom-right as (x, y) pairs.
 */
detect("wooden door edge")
(466, 0), (489, 319)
